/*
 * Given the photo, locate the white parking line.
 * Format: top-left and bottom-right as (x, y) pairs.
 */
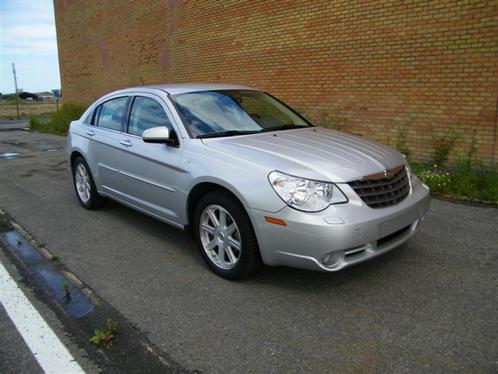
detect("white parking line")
(0, 261), (85, 374)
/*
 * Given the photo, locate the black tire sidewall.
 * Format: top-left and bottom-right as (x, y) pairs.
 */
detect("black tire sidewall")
(193, 191), (260, 279)
(72, 157), (101, 209)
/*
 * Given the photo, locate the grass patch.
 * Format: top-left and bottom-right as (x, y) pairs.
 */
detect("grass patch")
(0, 216), (11, 229)
(29, 103), (85, 136)
(412, 161), (498, 204)
(89, 319), (119, 347)
(0, 101), (59, 119)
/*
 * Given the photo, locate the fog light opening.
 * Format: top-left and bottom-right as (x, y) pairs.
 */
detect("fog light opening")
(321, 251), (345, 268)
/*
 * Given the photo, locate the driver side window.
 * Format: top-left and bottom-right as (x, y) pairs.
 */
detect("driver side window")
(128, 97), (173, 137)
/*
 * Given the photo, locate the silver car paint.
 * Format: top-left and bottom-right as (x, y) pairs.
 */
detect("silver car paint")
(68, 84), (431, 272)
(201, 127), (405, 183)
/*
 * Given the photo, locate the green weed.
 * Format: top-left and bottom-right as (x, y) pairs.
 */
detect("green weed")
(89, 319), (119, 347)
(29, 103), (85, 136)
(319, 113), (348, 131)
(0, 216), (11, 228)
(395, 124), (411, 159)
(431, 126), (459, 167)
(412, 161), (498, 204)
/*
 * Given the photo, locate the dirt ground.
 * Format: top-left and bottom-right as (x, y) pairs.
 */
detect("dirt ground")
(0, 102), (59, 119)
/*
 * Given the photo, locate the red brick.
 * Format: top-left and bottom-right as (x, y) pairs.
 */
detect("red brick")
(54, 0), (498, 163)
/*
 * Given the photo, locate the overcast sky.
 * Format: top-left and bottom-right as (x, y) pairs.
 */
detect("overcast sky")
(0, 0), (60, 94)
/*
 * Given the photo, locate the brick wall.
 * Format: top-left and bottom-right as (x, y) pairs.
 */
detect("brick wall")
(55, 0), (498, 163)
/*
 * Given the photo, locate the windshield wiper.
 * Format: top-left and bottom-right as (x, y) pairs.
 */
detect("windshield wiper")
(197, 130), (260, 139)
(260, 124), (311, 133)
(198, 124), (312, 138)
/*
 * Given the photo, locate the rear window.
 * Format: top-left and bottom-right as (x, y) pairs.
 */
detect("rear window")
(97, 97), (128, 132)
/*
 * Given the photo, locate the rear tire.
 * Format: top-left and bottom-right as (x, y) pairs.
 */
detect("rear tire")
(71, 157), (103, 210)
(193, 190), (261, 279)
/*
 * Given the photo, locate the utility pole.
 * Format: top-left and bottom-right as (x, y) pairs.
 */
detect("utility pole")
(12, 63), (20, 120)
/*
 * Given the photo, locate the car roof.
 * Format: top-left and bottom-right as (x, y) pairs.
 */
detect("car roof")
(108, 83), (259, 96)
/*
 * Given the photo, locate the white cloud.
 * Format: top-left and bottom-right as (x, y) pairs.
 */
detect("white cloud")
(0, 0), (60, 92)
(2, 26), (58, 57)
(2, 19), (57, 57)
(6, 24), (56, 39)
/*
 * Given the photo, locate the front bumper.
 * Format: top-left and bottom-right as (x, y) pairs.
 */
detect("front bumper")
(250, 179), (431, 272)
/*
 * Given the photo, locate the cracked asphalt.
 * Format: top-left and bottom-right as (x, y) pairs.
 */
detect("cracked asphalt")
(0, 120), (497, 373)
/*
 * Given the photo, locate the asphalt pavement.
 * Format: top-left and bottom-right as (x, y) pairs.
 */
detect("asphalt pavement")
(0, 246), (96, 374)
(0, 302), (43, 374)
(0, 120), (497, 373)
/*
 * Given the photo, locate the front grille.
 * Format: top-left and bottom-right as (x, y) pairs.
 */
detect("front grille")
(348, 166), (410, 208)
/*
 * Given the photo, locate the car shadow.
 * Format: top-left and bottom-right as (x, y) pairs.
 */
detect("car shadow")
(98, 198), (205, 267)
(251, 245), (410, 289)
(99, 198), (413, 291)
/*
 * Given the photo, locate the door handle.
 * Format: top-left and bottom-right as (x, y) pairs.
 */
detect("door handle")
(120, 139), (133, 147)
(86, 130), (95, 136)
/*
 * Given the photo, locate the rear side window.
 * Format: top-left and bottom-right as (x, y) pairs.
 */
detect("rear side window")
(128, 97), (173, 136)
(97, 97), (128, 132)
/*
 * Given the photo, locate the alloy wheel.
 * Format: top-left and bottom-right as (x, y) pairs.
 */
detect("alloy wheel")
(75, 164), (91, 204)
(199, 204), (242, 270)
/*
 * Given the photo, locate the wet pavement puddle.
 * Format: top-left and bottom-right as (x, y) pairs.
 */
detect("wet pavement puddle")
(0, 230), (94, 319)
(0, 152), (20, 160)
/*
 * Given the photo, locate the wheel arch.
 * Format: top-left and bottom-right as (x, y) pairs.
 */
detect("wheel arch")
(187, 180), (265, 273)
(187, 182), (238, 225)
(186, 179), (256, 232)
(70, 150), (86, 171)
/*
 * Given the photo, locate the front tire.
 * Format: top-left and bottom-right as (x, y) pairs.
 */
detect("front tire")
(72, 157), (103, 210)
(193, 190), (261, 279)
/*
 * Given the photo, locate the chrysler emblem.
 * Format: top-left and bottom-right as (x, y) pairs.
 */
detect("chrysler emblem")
(383, 169), (393, 178)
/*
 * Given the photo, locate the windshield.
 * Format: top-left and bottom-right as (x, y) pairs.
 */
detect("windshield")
(170, 90), (312, 138)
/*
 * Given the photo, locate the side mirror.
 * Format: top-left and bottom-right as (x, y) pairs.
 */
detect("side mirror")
(142, 127), (175, 145)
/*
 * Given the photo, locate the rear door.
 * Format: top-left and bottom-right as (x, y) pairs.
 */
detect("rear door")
(115, 94), (184, 224)
(86, 96), (130, 196)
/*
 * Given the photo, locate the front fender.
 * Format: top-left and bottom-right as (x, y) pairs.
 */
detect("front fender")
(181, 143), (286, 215)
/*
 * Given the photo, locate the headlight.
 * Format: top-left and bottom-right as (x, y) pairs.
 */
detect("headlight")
(268, 171), (348, 212)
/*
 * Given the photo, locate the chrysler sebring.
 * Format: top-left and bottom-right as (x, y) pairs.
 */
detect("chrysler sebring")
(67, 84), (430, 279)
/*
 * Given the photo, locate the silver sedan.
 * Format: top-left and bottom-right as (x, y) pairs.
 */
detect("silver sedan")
(67, 84), (430, 279)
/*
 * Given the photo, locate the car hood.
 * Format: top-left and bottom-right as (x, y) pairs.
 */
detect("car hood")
(201, 127), (405, 182)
